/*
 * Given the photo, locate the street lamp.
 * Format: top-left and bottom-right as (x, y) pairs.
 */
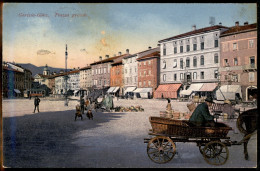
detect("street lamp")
(64, 44), (69, 106)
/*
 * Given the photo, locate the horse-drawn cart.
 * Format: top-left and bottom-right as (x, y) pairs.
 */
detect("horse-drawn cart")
(144, 112), (257, 165)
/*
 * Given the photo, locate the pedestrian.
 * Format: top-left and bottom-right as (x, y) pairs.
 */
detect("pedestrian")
(33, 96), (41, 113)
(189, 96), (215, 127)
(80, 96), (85, 115)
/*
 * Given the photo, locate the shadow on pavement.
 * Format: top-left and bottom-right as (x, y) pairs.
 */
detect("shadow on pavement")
(2, 109), (125, 168)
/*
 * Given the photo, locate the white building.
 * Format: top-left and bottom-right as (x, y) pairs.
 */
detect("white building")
(79, 65), (92, 91)
(158, 24), (229, 98)
(55, 70), (80, 95)
(34, 64), (50, 86)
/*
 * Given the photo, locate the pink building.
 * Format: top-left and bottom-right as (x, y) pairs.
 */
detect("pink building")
(219, 22), (257, 101)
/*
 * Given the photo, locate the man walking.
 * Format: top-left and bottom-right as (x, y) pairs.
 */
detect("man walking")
(33, 96), (41, 113)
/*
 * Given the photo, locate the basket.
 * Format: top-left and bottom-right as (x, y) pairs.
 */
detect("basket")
(149, 117), (232, 138)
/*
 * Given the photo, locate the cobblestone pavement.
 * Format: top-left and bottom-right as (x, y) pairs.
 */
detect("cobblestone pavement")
(2, 98), (257, 168)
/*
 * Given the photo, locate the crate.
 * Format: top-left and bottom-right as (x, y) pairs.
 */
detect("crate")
(149, 116), (232, 138)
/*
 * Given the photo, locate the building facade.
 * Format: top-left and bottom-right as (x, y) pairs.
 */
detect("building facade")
(79, 65), (92, 91)
(158, 25), (229, 98)
(219, 22), (257, 101)
(110, 60), (124, 96)
(136, 50), (160, 98)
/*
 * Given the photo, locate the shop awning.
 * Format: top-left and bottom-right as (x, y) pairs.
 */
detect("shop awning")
(14, 89), (21, 93)
(112, 87), (120, 93)
(124, 87), (136, 93)
(107, 87), (115, 93)
(133, 88), (143, 93)
(198, 83), (218, 92)
(180, 83), (203, 96)
(154, 84), (182, 99)
(216, 85), (242, 100)
(140, 88), (152, 93)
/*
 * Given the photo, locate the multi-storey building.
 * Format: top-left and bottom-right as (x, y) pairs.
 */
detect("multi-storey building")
(109, 58), (124, 97)
(2, 62), (32, 98)
(55, 70), (80, 95)
(136, 49), (160, 98)
(34, 64), (50, 86)
(158, 24), (229, 99)
(90, 50), (130, 90)
(123, 47), (159, 96)
(218, 22), (257, 101)
(79, 65), (92, 96)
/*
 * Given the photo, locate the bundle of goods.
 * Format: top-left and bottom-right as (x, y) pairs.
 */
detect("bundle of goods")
(114, 105), (144, 112)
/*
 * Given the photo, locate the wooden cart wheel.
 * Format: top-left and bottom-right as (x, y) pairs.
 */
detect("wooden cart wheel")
(147, 136), (176, 164)
(202, 141), (229, 165)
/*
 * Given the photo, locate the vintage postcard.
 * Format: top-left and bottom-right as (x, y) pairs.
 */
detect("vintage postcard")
(1, 3), (257, 168)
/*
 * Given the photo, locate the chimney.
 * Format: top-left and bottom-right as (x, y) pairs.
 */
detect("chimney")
(244, 21), (248, 26)
(126, 49), (129, 54)
(118, 52), (122, 56)
(157, 44), (160, 47)
(219, 22), (222, 26)
(148, 46), (152, 50)
(235, 21), (239, 26)
(99, 56), (102, 61)
(105, 55), (109, 59)
(192, 25), (196, 31)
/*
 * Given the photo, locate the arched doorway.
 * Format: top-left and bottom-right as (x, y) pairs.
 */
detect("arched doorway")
(246, 86), (257, 101)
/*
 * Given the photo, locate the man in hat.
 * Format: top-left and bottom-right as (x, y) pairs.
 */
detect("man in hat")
(189, 96), (215, 127)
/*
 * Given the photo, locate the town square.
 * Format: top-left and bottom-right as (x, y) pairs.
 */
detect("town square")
(1, 3), (257, 168)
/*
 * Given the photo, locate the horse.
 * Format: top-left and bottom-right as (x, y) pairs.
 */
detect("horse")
(236, 108), (257, 160)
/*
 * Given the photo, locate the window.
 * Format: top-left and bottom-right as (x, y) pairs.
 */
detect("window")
(174, 47), (177, 54)
(163, 74), (166, 82)
(250, 56), (255, 68)
(143, 81), (146, 86)
(249, 72), (255, 82)
(224, 59), (229, 66)
(186, 45), (190, 52)
(174, 74), (177, 81)
(130, 68), (132, 74)
(130, 58), (132, 63)
(148, 81), (151, 86)
(234, 58), (238, 66)
(125, 69), (127, 74)
(200, 55), (204, 65)
(148, 70), (151, 75)
(193, 44), (197, 51)
(163, 44), (166, 56)
(144, 71), (146, 76)
(186, 58), (190, 68)
(200, 71), (204, 79)
(193, 56), (197, 67)
(162, 60), (166, 69)
(232, 74), (238, 82)
(214, 39), (219, 47)
(180, 58), (183, 69)
(144, 61), (146, 65)
(173, 59), (177, 68)
(214, 54), (218, 63)
(139, 82), (142, 87)
(148, 61), (151, 65)
(135, 67), (137, 72)
(180, 73), (183, 80)
(214, 70), (218, 79)
(193, 72), (197, 80)
(180, 46), (183, 53)
(233, 43), (237, 50)
(201, 42), (204, 50)
(249, 40), (254, 48)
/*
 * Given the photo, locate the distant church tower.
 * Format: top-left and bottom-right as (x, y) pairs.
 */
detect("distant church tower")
(43, 64), (50, 76)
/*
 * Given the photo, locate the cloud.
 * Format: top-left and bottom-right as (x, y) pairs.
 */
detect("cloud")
(37, 49), (55, 55)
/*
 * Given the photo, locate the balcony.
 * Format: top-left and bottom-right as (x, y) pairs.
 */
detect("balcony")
(243, 64), (257, 72)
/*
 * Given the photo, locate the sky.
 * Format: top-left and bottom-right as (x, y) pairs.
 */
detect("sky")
(3, 3), (257, 68)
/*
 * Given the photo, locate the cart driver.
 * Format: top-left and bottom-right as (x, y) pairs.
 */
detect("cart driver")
(189, 96), (215, 127)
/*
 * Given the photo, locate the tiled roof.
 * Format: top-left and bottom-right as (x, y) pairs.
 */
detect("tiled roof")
(79, 66), (91, 70)
(90, 54), (131, 65)
(124, 47), (159, 59)
(220, 23), (257, 37)
(158, 25), (228, 43)
(136, 51), (160, 61)
(3, 66), (23, 73)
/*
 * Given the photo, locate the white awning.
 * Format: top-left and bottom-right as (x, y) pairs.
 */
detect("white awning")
(216, 85), (242, 100)
(124, 87), (136, 93)
(180, 83), (204, 96)
(112, 87), (120, 93)
(107, 87), (115, 93)
(133, 88), (143, 93)
(14, 89), (21, 93)
(140, 88), (153, 93)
